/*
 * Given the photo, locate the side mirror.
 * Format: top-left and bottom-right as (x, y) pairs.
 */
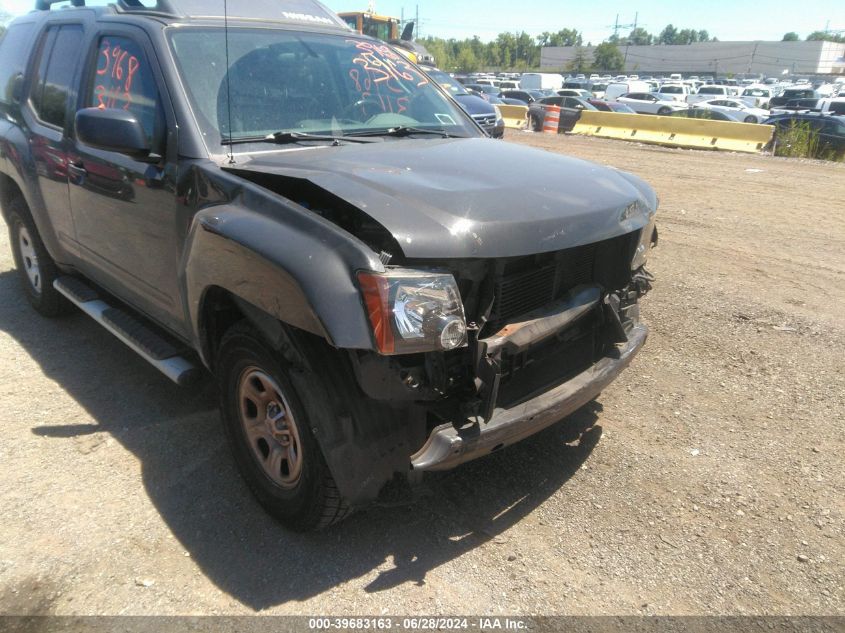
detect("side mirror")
(75, 108), (153, 161)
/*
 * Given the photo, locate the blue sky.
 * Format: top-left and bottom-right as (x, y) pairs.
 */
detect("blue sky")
(2, 0), (842, 43)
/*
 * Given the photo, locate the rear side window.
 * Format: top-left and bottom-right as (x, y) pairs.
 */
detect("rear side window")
(29, 24), (84, 128)
(0, 23), (36, 105)
(828, 102), (845, 115)
(88, 35), (161, 143)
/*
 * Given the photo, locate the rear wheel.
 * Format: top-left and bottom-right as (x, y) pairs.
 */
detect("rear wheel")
(657, 107), (671, 115)
(744, 115), (757, 123)
(217, 322), (349, 531)
(6, 198), (71, 317)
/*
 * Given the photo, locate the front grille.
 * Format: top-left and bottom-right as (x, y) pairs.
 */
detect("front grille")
(484, 232), (637, 333)
(472, 113), (498, 129)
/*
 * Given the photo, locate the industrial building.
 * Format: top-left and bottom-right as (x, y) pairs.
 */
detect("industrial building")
(540, 40), (845, 76)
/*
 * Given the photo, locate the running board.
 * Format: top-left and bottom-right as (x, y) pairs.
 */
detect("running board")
(54, 277), (199, 386)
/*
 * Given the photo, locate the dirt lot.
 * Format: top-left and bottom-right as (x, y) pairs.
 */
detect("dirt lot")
(0, 133), (843, 617)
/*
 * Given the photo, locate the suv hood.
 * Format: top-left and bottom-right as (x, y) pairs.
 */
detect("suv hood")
(229, 138), (656, 259)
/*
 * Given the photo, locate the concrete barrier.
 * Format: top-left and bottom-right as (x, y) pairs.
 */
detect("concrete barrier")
(498, 104), (529, 130)
(571, 110), (774, 153)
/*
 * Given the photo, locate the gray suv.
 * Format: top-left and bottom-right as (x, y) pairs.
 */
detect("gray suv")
(0, 0), (657, 530)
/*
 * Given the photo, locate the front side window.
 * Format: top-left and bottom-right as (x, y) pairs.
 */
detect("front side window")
(88, 36), (161, 143)
(30, 24), (83, 128)
(168, 28), (477, 145)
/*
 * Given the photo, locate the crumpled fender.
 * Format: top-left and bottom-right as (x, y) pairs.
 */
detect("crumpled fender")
(179, 168), (387, 366)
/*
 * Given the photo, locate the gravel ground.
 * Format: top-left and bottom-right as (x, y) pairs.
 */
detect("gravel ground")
(0, 133), (842, 616)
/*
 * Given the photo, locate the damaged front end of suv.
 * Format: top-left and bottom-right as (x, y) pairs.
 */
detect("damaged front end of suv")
(209, 137), (658, 494)
(169, 20), (658, 526)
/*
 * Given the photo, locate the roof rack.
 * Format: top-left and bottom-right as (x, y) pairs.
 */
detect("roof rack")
(115, 0), (180, 16)
(35, 0), (85, 9)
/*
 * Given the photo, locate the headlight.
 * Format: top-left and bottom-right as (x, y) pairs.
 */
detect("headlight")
(493, 105), (504, 124)
(358, 270), (467, 355)
(632, 213), (658, 270)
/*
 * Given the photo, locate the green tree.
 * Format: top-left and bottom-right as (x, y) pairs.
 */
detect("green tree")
(807, 31), (845, 43)
(627, 27), (653, 46)
(676, 29), (699, 44)
(566, 47), (592, 74)
(538, 28), (582, 47)
(593, 41), (624, 71)
(658, 24), (678, 44)
(782, 32), (800, 41)
(455, 47), (480, 73)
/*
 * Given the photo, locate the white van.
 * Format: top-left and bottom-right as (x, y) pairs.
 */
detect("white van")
(604, 80), (652, 102)
(520, 73), (565, 91)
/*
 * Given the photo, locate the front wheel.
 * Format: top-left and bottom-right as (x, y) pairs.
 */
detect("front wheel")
(6, 198), (71, 317)
(217, 322), (349, 531)
(657, 107), (671, 115)
(744, 115), (757, 123)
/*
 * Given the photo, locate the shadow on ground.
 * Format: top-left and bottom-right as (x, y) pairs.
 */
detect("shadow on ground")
(0, 269), (602, 611)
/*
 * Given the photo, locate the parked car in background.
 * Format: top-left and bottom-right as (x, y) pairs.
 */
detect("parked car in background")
(520, 72), (565, 91)
(587, 99), (637, 114)
(769, 86), (818, 108)
(488, 95), (529, 107)
(686, 85), (732, 105)
(765, 114), (845, 158)
(465, 84), (502, 101)
(819, 98), (845, 116)
(692, 99), (770, 123)
(670, 109), (741, 122)
(657, 84), (692, 102)
(770, 98), (824, 116)
(740, 85), (776, 108)
(604, 80), (652, 102)
(527, 96), (596, 132)
(499, 80), (521, 90)
(617, 93), (690, 115)
(501, 89), (546, 104)
(557, 88), (593, 100)
(424, 67), (504, 138)
(591, 83), (608, 99)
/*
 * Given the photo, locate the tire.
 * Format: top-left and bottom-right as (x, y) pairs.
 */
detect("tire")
(6, 197), (71, 317)
(217, 322), (349, 531)
(744, 115), (757, 124)
(657, 107), (671, 116)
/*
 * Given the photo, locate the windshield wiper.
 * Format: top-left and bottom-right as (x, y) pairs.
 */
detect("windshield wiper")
(224, 131), (379, 146)
(347, 126), (461, 138)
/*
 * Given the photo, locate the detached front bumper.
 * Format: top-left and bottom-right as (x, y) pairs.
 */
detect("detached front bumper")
(410, 323), (648, 472)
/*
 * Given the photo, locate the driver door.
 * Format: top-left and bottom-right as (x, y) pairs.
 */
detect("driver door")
(67, 29), (184, 333)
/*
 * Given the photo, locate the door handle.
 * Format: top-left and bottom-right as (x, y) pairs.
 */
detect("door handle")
(67, 161), (87, 178)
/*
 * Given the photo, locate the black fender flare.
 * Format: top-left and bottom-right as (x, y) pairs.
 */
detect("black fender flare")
(181, 194), (386, 366)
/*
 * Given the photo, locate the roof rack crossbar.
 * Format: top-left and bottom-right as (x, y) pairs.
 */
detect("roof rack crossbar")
(116, 0), (179, 16)
(35, 0), (85, 10)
